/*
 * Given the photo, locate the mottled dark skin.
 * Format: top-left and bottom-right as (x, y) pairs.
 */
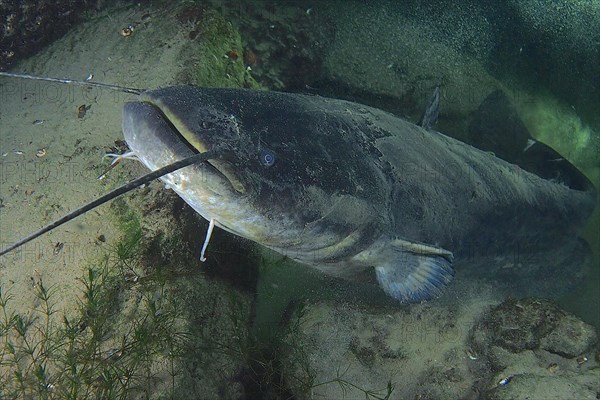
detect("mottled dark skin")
(124, 87), (596, 300)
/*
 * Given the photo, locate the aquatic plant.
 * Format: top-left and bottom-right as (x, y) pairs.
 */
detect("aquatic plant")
(0, 258), (189, 399)
(0, 194), (394, 399)
(0, 193), (188, 399)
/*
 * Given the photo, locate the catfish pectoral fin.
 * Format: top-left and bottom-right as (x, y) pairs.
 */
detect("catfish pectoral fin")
(375, 252), (454, 303)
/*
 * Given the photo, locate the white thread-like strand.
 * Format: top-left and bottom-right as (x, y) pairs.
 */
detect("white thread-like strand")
(103, 151), (139, 164)
(200, 218), (216, 262)
(98, 151), (140, 180)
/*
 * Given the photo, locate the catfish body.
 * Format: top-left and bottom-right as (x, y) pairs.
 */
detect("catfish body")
(123, 87), (596, 302)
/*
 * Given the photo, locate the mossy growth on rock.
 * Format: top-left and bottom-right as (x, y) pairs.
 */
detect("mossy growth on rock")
(177, 5), (260, 89)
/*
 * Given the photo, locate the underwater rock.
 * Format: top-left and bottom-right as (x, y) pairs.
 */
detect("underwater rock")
(281, 298), (494, 400)
(541, 312), (599, 359)
(217, 1), (333, 90)
(500, 0), (600, 126)
(469, 298), (599, 399)
(315, 1), (500, 133)
(281, 296), (598, 399)
(467, 90), (593, 191)
(0, 1), (104, 69)
(470, 298), (597, 358)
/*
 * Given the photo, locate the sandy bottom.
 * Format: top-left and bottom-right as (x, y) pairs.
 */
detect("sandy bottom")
(0, 3), (203, 317)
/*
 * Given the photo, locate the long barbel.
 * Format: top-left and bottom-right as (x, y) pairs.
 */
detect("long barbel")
(0, 71), (144, 95)
(0, 149), (225, 256)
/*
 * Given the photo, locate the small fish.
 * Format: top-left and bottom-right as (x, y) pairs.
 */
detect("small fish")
(32, 119), (45, 125)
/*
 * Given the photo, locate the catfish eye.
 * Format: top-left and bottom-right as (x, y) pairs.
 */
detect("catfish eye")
(259, 149), (276, 167)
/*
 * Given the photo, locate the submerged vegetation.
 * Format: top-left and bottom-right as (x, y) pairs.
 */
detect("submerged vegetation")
(0, 198), (187, 399)
(0, 196), (394, 399)
(0, 265), (180, 399)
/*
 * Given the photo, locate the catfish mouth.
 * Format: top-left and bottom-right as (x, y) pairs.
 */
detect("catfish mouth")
(146, 102), (229, 182)
(147, 100), (247, 194)
(124, 100), (246, 194)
